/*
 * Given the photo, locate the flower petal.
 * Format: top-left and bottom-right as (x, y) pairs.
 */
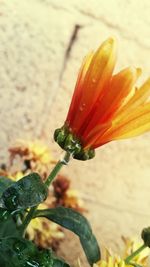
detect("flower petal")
(115, 78), (150, 120)
(82, 67), (140, 141)
(68, 38), (117, 135)
(99, 102), (150, 143)
(66, 52), (94, 126)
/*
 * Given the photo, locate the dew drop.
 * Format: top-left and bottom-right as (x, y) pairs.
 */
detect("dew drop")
(79, 106), (83, 112)
(79, 103), (86, 112)
(1, 210), (9, 221)
(26, 261), (39, 267)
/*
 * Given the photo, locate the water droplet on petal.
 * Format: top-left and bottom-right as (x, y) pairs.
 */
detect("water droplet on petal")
(79, 103), (86, 112)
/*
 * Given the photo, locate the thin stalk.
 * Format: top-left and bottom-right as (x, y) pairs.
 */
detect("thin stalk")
(20, 151), (71, 236)
(19, 206), (37, 236)
(124, 244), (147, 264)
(45, 151), (71, 187)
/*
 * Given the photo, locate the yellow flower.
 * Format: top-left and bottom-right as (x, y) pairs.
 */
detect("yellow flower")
(24, 140), (53, 165)
(76, 238), (149, 267)
(9, 171), (25, 181)
(94, 257), (128, 267)
(9, 140), (55, 175)
(0, 169), (25, 182)
(10, 140), (53, 164)
(122, 237), (149, 266)
(63, 189), (85, 211)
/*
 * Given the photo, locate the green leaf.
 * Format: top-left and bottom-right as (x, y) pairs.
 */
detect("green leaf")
(34, 206), (101, 265)
(0, 237), (38, 267)
(0, 176), (14, 198)
(0, 208), (19, 238)
(80, 234), (100, 266)
(36, 249), (71, 267)
(0, 237), (71, 267)
(1, 173), (48, 211)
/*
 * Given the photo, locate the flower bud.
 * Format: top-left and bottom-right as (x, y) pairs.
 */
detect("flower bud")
(141, 227), (150, 247)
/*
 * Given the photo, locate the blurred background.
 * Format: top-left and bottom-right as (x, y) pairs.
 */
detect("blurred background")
(0, 0), (150, 266)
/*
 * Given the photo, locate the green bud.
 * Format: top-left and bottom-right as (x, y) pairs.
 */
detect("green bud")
(64, 134), (81, 154)
(141, 227), (150, 247)
(54, 127), (67, 148)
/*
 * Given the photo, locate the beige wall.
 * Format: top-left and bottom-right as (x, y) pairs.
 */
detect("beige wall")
(0, 0), (150, 265)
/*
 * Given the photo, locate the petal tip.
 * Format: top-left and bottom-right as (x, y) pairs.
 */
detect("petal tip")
(105, 37), (117, 49)
(136, 67), (142, 77)
(126, 66), (142, 79)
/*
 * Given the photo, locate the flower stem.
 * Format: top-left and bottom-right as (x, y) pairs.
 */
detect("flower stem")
(19, 206), (37, 236)
(19, 151), (71, 236)
(45, 151), (71, 187)
(124, 244), (147, 264)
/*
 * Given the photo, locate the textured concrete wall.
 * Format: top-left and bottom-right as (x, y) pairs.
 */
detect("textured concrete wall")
(0, 0), (150, 266)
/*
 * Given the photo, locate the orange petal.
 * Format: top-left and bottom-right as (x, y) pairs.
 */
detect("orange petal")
(69, 38), (117, 134)
(84, 121), (111, 149)
(100, 67), (141, 122)
(99, 102), (150, 142)
(66, 52), (94, 126)
(115, 77), (150, 121)
(82, 67), (140, 140)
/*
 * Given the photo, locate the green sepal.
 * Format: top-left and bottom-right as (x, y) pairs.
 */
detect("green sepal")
(54, 127), (68, 147)
(34, 206), (101, 265)
(141, 227), (150, 247)
(1, 173), (48, 211)
(73, 147), (95, 161)
(54, 126), (95, 161)
(54, 127), (82, 154)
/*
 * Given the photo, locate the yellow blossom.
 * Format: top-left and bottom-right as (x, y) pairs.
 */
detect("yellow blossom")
(9, 139), (55, 175)
(122, 237), (149, 266)
(76, 238), (149, 267)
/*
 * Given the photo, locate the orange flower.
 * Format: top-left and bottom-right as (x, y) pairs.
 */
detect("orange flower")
(55, 38), (150, 160)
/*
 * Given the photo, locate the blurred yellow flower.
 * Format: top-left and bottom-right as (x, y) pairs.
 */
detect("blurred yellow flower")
(63, 189), (85, 211)
(23, 140), (53, 165)
(122, 237), (149, 266)
(9, 171), (25, 181)
(94, 257), (127, 267)
(9, 140), (56, 176)
(77, 238), (149, 267)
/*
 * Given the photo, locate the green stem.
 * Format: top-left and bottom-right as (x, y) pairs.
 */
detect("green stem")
(19, 206), (37, 236)
(45, 151), (71, 187)
(124, 244), (147, 264)
(20, 151), (71, 236)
